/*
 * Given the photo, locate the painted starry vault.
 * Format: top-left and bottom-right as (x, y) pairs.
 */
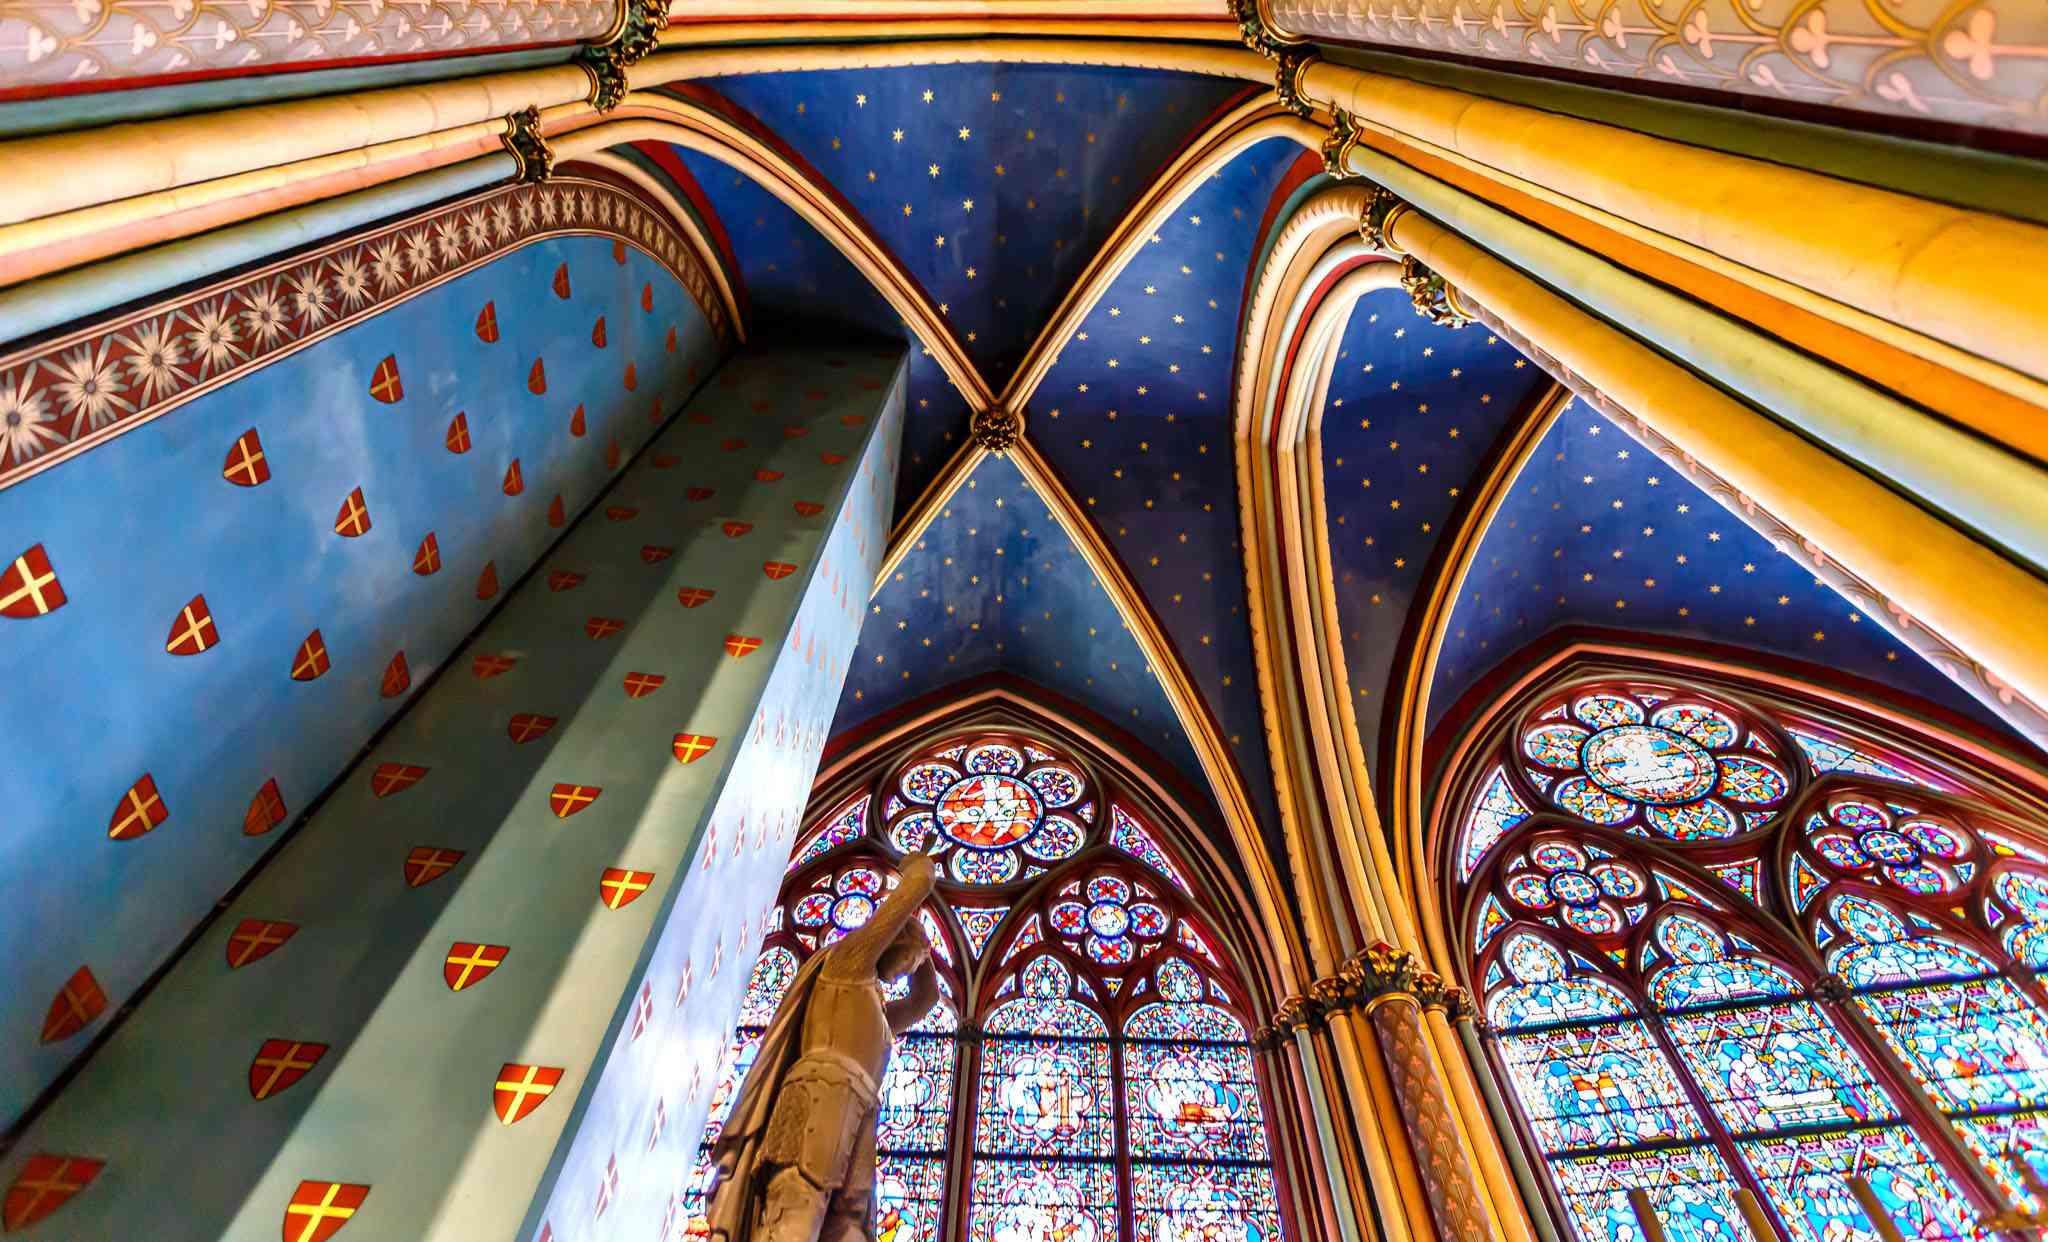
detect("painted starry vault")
(832, 452), (1209, 799)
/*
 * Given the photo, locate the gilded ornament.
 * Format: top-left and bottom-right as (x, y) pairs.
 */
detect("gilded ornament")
(1359, 940), (1416, 995)
(1810, 974), (1851, 1004)
(970, 408), (1021, 453)
(1274, 49), (1318, 119)
(1320, 110), (1361, 180)
(1226, 0), (1287, 58)
(579, 0), (667, 112)
(502, 107), (553, 185)
(1399, 256), (1471, 329)
(1358, 185), (1406, 256)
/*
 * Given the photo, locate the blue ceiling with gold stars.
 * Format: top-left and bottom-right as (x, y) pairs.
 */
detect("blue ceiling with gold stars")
(833, 452), (1208, 792)
(1029, 135), (1309, 838)
(1426, 400), (2010, 733)
(694, 64), (1252, 389)
(1321, 286), (1554, 758)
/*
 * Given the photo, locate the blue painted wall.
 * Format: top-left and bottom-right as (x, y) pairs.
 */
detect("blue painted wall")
(0, 226), (725, 1128)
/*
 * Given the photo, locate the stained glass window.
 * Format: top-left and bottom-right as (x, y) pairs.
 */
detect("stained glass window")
(1466, 674), (2048, 1240)
(692, 726), (1283, 1242)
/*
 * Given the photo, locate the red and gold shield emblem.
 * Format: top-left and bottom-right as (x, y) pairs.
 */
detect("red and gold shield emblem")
(591, 316), (607, 348)
(549, 783), (601, 818)
(666, 325), (678, 352)
(403, 847), (464, 888)
(507, 713), (557, 743)
(249, 1039), (328, 1100)
(672, 733), (717, 764)
(502, 460), (524, 495)
(224, 428), (271, 486)
(653, 454), (680, 469)
(605, 505), (638, 522)
(723, 634), (762, 659)
(368, 354), (402, 403)
(0, 543), (66, 619)
(552, 263), (571, 299)
(640, 545), (673, 564)
(474, 301), (499, 343)
(641, 282), (653, 311)
(494, 1063), (564, 1125)
(763, 561), (797, 581)
(682, 486), (714, 503)
(527, 358), (547, 394)
(476, 561), (500, 599)
(227, 919), (298, 968)
(721, 521), (752, 538)
(39, 967), (106, 1043)
(333, 487), (371, 537)
(369, 762), (428, 797)
(782, 424), (808, 439)
(109, 773), (168, 840)
(839, 413), (864, 426)
(445, 413), (471, 454)
(166, 594), (219, 655)
(546, 571), (584, 592)
(3, 1154), (104, 1232)
(546, 494), (565, 527)
(444, 942), (507, 991)
(612, 240), (627, 264)
(754, 468), (784, 483)
(720, 437), (746, 453)
(623, 672), (665, 698)
(820, 452), (847, 465)
(793, 501), (825, 517)
(598, 868), (655, 910)
(284, 1180), (369, 1242)
(291, 630), (329, 680)
(568, 404), (585, 438)
(472, 653), (517, 679)
(676, 586), (715, 609)
(412, 533), (441, 576)
(607, 438), (622, 468)
(584, 616), (624, 639)
(244, 778), (287, 836)
(623, 362), (637, 391)
(379, 651), (410, 698)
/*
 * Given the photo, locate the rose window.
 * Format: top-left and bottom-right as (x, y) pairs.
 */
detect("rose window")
(1052, 873), (1171, 967)
(1500, 840), (1646, 936)
(885, 737), (1089, 885)
(791, 866), (888, 943)
(1802, 795), (1972, 896)
(1521, 691), (1789, 840)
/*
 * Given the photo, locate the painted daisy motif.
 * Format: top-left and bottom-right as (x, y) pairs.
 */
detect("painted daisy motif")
(0, 369), (60, 464)
(118, 319), (189, 405)
(48, 339), (133, 436)
(287, 267), (333, 327)
(182, 297), (247, 378)
(331, 251), (373, 309)
(369, 238), (407, 293)
(240, 280), (291, 349)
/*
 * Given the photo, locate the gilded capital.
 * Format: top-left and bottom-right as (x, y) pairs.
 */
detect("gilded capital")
(1225, 0), (1293, 59)
(1399, 256), (1472, 329)
(1358, 185), (1406, 256)
(580, 0), (668, 112)
(1320, 110), (1361, 181)
(1274, 49), (1318, 120)
(501, 107), (553, 185)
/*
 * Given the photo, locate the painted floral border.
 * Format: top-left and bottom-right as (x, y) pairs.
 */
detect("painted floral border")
(0, 177), (731, 495)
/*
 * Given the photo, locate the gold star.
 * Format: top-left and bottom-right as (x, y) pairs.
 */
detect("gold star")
(958, 126), (971, 140)
(892, 129), (904, 142)
(928, 163), (940, 178)
(935, 235), (945, 248)
(856, 94), (867, 107)
(922, 88), (934, 103)
(966, 267), (978, 279)
(902, 203), (913, 216)
(990, 90), (1002, 102)
(963, 198), (975, 211)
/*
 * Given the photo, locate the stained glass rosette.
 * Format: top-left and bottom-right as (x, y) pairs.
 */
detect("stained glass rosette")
(1520, 691), (1788, 841)
(790, 864), (890, 945)
(1049, 872), (1173, 971)
(1498, 839), (1646, 938)
(884, 737), (1093, 886)
(1797, 793), (1972, 898)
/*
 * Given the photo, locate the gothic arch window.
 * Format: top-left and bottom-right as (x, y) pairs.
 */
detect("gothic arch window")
(1451, 675), (2048, 1241)
(685, 728), (1285, 1242)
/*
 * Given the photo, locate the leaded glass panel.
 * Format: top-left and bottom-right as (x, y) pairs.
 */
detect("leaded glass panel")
(1496, 1022), (1704, 1151)
(1130, 1161), (1282, 1242)
(1739, 1125), (1978, 1242)
(1662, 1003), (1896, 1132)
(1548, 1145), (1754, 1242)
(965, 1157), (1118, 1242)
(1854, 978), (2048, 1113)
(875, 1155), (947, 1242)
(1123, 1033), (1270, 1162)
(975, 1035), (1118, 1158)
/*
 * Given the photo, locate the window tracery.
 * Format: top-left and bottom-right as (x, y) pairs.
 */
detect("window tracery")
(1454, 676), (2048, 1240)
(683, 728), (1283, 1242)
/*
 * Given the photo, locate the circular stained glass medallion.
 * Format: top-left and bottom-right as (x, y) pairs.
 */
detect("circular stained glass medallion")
(1581, 725), (1717, 805)
(935, 773), (1043, 850)
(1088, 902), (1131, 938)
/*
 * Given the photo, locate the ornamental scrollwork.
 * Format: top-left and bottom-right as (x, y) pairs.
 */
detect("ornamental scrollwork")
(1226, 0), (1289, 59)
(579, 0), (668, 112)
(1320, 110), (1362, 180)
(1400, 256), (1472, 329)
(502, 107), (553, 185)
(1275, 49), (1319, 119)
(1358, 185), (1407, 256)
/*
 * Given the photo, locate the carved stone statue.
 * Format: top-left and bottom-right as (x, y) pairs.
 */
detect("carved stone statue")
(707, 852), (940, 1242)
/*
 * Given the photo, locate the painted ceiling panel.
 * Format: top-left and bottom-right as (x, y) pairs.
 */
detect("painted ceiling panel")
(1028, 136), (1305, 839)
(832, 452), (1207, 793)
(697, 63), (1252, 388)
(1321, 287), (1553, 756)
(1430, 402), (2007, 732)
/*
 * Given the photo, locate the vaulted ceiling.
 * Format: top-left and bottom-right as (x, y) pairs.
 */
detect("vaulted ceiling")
(629, 56), (2032, 879)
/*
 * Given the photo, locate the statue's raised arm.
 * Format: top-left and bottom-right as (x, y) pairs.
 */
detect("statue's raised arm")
(823, 851), (936, 982)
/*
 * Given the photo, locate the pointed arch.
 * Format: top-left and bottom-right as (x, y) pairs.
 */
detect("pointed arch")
(1437, 652), (2048, 1238)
